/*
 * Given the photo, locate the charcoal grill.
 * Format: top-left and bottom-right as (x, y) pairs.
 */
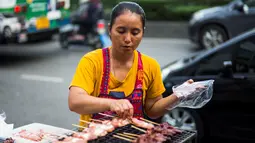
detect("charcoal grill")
(72, 116), (197, 143)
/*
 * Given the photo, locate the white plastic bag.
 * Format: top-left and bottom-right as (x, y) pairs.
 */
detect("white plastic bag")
(167, 80), (214, 110)
(0, 110), (14, 138)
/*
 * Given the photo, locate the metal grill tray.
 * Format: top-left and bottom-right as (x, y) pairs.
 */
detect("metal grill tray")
(86, 124), (196, 143)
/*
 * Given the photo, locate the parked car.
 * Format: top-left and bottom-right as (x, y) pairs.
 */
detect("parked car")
(188, 0), (255, 50)
(0, 13), (23, 43)
(162, 29), (255, 142)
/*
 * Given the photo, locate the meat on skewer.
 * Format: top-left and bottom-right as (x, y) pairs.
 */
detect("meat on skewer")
(71, 132), (95, 141)
(132, 133), (167, 143)
(110, 118), (130, 127)
(146, 122), (182, 138)
(131, 118), (154, 129)
(82, 126), (107, 137)
(159, 122), (182, 134)
(90, 121), (115, 132)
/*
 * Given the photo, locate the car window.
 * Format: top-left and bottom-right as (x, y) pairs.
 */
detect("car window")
(195, 48), (233, 75)
(233, 35), (255, 73)
(2, 13), (14, 18)
(194, 33), (255, 76)
(244, 0), (255, 7)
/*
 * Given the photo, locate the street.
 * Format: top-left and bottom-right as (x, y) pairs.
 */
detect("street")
(0, 37), (197, 130)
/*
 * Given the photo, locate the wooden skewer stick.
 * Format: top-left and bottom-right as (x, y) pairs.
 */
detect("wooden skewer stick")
(116, 133), (137, 139)
(72, 124), (88, 129)
(98, 113), (115, 118)
(139, 118), (160, 125)
(80, 119), (92, 124)
(131, 125), (146, 133)
(123, 132), (140, 137)
(113, 135), (135, 142)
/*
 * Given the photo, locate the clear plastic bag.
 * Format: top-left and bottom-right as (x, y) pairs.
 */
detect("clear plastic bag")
(0, 110), (14, 138)
(0, 110), (6, 121)
(167, 80), (214, 110)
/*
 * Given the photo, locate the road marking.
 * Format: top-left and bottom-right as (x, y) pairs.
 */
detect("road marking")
(20, 74), (64, 83)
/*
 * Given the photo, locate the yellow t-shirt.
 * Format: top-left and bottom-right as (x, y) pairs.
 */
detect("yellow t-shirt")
(70, 48), (166, 126)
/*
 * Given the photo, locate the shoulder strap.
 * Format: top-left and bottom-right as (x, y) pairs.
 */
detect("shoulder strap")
(134, 51), (143, 89)
(100, 48), (110, 94)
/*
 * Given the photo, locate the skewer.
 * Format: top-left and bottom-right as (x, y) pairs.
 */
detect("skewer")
(139, 118), (160, 125)
(116, 133), (137, 139)
(131, 125), (146, 133)
(89, 119), (103, 123)
(72, 124), (88, 129)
(123, 132), (140, 137)
(98, 113), (115, 118)
(79, 119), (92, 124)
(113, 135), (135, 142)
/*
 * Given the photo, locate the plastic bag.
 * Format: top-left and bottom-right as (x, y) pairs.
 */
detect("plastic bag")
(167, 80), (214, 110)
(0, 110), (6, 121)
(0, 110), (14, 138)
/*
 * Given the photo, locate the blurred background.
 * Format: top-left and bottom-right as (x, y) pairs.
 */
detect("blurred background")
(1, 0), (255, 142)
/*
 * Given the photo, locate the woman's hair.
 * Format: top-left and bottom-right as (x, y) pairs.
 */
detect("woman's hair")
(109, 1), (146, 31)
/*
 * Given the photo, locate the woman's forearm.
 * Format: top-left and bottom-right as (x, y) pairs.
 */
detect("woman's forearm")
(68, 88), (111, 115)
(146, 94), (179, 119)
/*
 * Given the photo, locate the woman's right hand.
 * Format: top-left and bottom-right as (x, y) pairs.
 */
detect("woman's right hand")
(107, 99), (134, 119)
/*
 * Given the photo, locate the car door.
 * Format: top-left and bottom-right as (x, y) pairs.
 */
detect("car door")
(166, 33), (255, 140)
(191, 32), (255, 140)
(226, 36), (255, 140)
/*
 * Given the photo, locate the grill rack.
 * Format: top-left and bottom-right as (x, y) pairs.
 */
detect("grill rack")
(72, 116), (197, 143)
(87, 124), (196, 143)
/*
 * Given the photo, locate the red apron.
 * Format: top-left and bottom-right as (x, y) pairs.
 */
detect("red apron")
(92, 48), (144, 119)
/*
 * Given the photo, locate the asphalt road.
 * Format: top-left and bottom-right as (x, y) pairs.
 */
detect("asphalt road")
(0, 37), (198, 130)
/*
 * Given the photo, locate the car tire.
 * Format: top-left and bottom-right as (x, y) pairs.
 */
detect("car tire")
(59, 34), (69, 50)
(162, 108), (204, 142)
(3, 26), (12, 41)
(199, 25), (228, 50)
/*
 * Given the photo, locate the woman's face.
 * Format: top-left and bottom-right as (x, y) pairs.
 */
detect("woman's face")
(109, 10), (143, 55)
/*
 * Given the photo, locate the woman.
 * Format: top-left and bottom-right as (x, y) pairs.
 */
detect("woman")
(68, 1), (194, 126)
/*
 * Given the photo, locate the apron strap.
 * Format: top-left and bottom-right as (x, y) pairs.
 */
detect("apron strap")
(100, 48), (110, 95)
(134, 51), (143, 89)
